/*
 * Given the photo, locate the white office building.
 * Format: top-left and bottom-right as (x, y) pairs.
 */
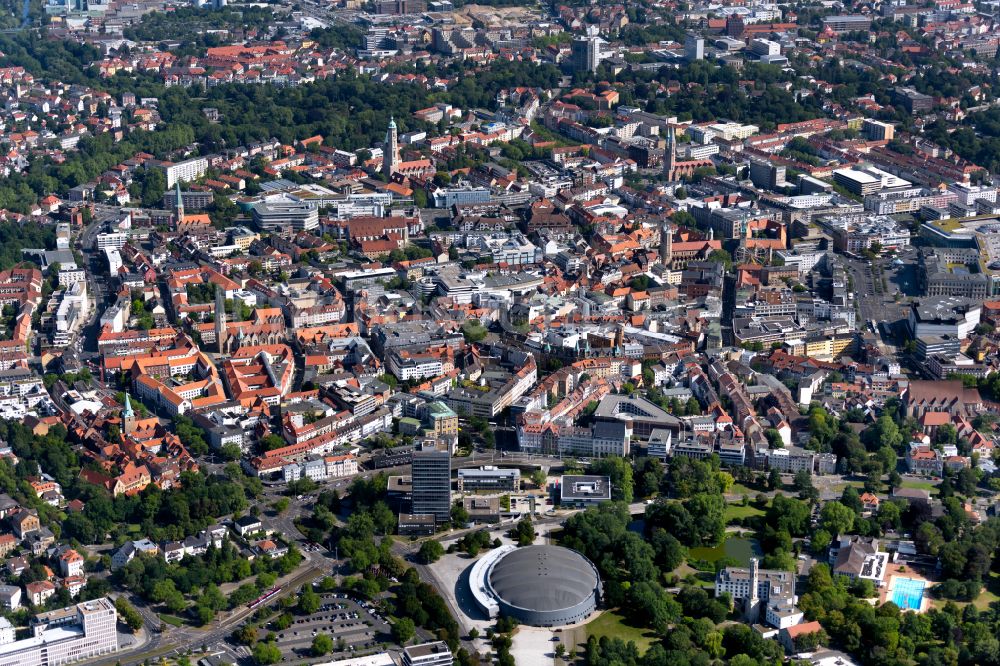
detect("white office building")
(95, 232), (128, 251)
(53, 281), (88, 347)
(0, 598), (118, 666)
(57, 266), (86, 287)
(104, 247), (123, 274)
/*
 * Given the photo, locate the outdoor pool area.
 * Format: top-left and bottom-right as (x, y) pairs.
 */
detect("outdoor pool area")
(891, 577), (926, 610)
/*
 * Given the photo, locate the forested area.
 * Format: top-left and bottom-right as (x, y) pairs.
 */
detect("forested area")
(593, 61), (825, 130)
(116, 542), (302, 625)
(926, 110), (1000, 174)
(123, 6), (278, 45)
(0, 218), (54, 270)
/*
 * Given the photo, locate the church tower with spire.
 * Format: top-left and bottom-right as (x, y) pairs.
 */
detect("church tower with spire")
(215, 285), (227, 354)
(383, 117), (400, 179)
(122, 392), (137, 435)
(660, 220), (673, 268)
(664, 125), (678, 182)
(174, 181), (184, 223)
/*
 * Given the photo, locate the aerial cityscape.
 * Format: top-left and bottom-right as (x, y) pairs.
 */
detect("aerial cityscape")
(0, 0), (995, 664)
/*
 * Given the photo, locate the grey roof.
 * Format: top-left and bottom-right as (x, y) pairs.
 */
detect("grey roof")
(593, 420), (627, 441)
(488, 546), (599, 613)
(593, 393), (680, 425)
(561, 475), (612, 501)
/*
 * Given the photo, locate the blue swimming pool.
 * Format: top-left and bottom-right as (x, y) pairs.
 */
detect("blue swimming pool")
(891, 577), (926, 610)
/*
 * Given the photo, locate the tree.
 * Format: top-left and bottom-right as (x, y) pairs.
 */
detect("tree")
(634, 457), (663, 498)
(840, 486), (863, 514)
(260, 434), (285, 452)
(765, 428), (784, 449)
(513, 517), (536, 546)
(811, 528), (832, 554)
(298, 586), (320, 615)
(866, 415), (902, 451)
(767, 468), (782, 490)
(590, 457), (634, 503)
(794, 470), (818, 502)
(392, 617), (415, 645)
(820, 501), (855, 536)
(530, 469), (547, 488)
(451, 502), (469, 525)
(418, 540), (445, 564)
(461, 320), (488, 343)
(114, 597), (144, 633)
(312, 634), (333, 656)
(707, 249), (733, 270)
(194, 604), (215, 626)
(651, 528), (686, 571)
(233, 625), (258, 645)
(252, 641), (281, 666)
(220, 443), (242, 461)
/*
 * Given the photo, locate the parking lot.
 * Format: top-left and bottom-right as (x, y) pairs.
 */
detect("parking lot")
(237, 592), (392, 662)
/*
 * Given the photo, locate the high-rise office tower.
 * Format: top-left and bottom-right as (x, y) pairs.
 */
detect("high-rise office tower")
(411, 441), (451, 522)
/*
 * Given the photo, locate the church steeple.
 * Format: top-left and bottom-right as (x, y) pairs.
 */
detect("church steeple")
(215, 285), (228, 354)
(174, 181), (184, 221)
(122, 392), (137, 435)
(664, 125), (677, 183)
(383, 116), (399, 179)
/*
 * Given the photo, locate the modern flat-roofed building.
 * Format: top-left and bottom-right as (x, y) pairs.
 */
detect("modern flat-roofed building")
(401, 641), (453, 666)
(863, 119), (895, 142)
(339, 267), (398, 293)
(0, 598), (118, 666)
(457, 467), (521, 493)
(158, 157), (209, 188)
(560, 475), (611, 507)
(397, 513), (436, 536)
(822, 14), (871, 33)
(892, 87), (935, 114)
(908, 296), (981, 340)
(462, 496), (501, 523)
(250, 201), (319, 232)
(832, 166), (910, 196)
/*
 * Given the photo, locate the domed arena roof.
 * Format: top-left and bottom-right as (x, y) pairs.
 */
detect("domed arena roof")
(487, 545), (599, 613)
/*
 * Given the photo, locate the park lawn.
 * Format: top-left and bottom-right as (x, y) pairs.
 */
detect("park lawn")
(158, 613), (185, 627)
(974, 572), (1000, 610)
(729, 483), (757, 497)
(673, 562), (715, 588)
(724, 503), (765, 522)
(583, 610), (657, 655)
(829, 481), (866, 493)
(899, 479), (936, 492)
